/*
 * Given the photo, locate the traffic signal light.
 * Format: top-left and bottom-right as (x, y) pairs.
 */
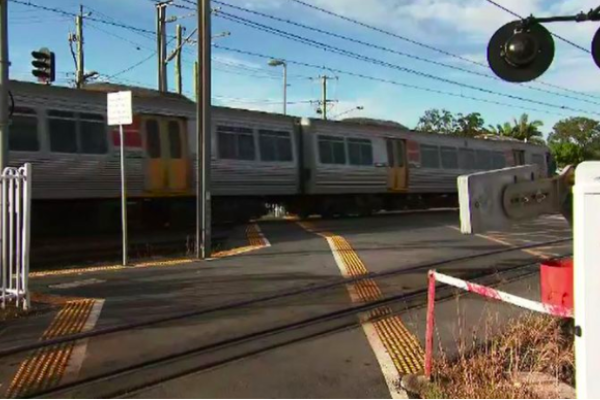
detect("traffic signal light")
(31, 48), (55, 83)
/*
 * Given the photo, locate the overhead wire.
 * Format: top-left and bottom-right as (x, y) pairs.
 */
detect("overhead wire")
(483, 0), (591, 54)
(283, 0), (600, 101)
(215, 11), (600, 116)
(212, 0), (600, 107)
(10, 0), (163, 37)
(214, 44), (572, 118)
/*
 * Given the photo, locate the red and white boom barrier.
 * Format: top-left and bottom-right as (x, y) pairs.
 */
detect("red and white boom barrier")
(424, 270), (574, 378)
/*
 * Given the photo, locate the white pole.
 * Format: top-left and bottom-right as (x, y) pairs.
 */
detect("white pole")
(574, 161), (600, 399)
(21, 164), (30, 310)
(120, 125), (128, 266)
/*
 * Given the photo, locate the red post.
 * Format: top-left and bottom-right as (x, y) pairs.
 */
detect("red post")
(425, 270), (436, 379)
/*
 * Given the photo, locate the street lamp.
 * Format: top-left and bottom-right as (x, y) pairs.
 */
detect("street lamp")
(333, 105), (364, 120)
(268, 59), (287, 115)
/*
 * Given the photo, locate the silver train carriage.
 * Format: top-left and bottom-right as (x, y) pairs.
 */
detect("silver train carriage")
(7, 81), (551, 231)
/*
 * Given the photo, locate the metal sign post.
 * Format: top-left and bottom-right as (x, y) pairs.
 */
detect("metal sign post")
(107, 91), (133, 266)
(196, 0), (212, 260)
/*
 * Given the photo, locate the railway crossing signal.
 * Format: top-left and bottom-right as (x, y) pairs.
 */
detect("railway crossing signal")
(487, 8), (600, 83)
(31, 48), (55, 84)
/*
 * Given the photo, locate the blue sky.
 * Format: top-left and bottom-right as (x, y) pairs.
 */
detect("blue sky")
(7, 0), (600, 135)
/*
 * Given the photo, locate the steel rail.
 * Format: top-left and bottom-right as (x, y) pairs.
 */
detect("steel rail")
(32, 258), (556, 399)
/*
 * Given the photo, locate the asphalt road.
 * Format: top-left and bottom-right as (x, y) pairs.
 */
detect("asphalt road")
(0, 211), (572, 398)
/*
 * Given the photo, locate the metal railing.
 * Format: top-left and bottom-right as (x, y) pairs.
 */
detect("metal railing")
(1, 163), (32, 310)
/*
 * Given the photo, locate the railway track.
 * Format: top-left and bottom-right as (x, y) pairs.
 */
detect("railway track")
(34, 259), (551, 399)
(0, 237), (571, 398)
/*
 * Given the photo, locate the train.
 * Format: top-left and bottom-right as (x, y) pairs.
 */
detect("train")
(7, 80), (552, 235)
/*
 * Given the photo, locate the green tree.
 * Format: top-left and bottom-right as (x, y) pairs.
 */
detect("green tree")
(548, 117), (600, 167)
(487, 122), (514, 137)
(416, 109), (455, 135)
(507, 113), (545, 144)
(416, 109), (486, 137)
(454, 112), (486, 137)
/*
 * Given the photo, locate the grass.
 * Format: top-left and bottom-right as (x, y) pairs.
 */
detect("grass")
(423, 314), (574, 399)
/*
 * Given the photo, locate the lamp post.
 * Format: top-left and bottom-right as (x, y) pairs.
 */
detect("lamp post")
(268, 59), (287, 115)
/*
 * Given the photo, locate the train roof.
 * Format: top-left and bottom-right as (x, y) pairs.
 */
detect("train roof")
(8, 81), (548, 150)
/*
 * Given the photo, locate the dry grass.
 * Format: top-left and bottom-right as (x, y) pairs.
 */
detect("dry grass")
(424, 315), (574, 399)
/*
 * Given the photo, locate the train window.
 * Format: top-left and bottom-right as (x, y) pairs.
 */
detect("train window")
(146, 119), (161, 158)
(48, 110), (75, 118)
(217, 125), (255, 160)
(475, 150), (492, 170)
(532, 154), (545, 168)
(318, 135), (346, 165)
(348, 138), (373, 166)
(259, 130), (292, 162)
(168, 121), (182, 159)
(459, 148), (476, 170)
(420, 145), (440, 169)
(48, 110), (77, 153)
(491, 152), (506, 169)
(80, 114), (107, 154)
(9, 108), (39, 152)
(440, 146), (458, 169)
(238, 134), (256, 160)
(513, 150), (526, 165)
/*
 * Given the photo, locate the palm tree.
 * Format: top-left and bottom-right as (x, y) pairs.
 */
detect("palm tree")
(487, 122), (514, 137)
(510, 113), (545, 144)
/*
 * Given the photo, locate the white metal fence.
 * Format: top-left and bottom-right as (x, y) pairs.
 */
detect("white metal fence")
(1, 164), (32, 310)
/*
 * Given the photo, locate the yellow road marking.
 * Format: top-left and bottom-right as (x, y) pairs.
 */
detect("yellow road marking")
(446, 225), (561, 260)
(6, 298), (98, 398)
(211, 223), (270, 259)
(299, 221), (424, 382)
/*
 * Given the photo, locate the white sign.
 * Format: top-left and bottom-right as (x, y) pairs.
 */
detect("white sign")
(107, 91), (133, 126)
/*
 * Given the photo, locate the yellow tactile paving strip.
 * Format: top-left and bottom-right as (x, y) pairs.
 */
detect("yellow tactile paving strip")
(211, 223), (269, 258)
(6, 298), (96, 398)
(31, 224), (270, 278)
(299, 221), (424, 375)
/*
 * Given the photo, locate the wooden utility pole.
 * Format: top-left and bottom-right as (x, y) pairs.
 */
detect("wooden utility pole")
(175, 24), (183, 95)
(75, 5), (84, 88)
(318, 75), (336, 120)
(156, 1), (170, 92)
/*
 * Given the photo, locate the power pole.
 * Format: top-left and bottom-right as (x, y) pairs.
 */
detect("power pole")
(317, 75), (337, 120)
(196, 0), (211, 259)
(175, 24), (183, 95)
(193, 61), (198, 101)
(0, 0), (9, 171)
(321, 75), (328, 120)
(75, 5), (84, 88)
(156, 1), (170, 92)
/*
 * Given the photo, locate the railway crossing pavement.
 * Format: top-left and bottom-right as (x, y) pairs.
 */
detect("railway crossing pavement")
(0, 211), (572, 398)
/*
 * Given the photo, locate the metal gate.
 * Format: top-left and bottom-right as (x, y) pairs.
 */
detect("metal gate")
(1, 164), (32, 310)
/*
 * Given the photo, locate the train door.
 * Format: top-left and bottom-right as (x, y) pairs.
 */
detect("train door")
(143, 117), (166, 192)
(386, 139), (408, 192)
(164, 119), (189, 192)
(142, 116), (190, 193)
